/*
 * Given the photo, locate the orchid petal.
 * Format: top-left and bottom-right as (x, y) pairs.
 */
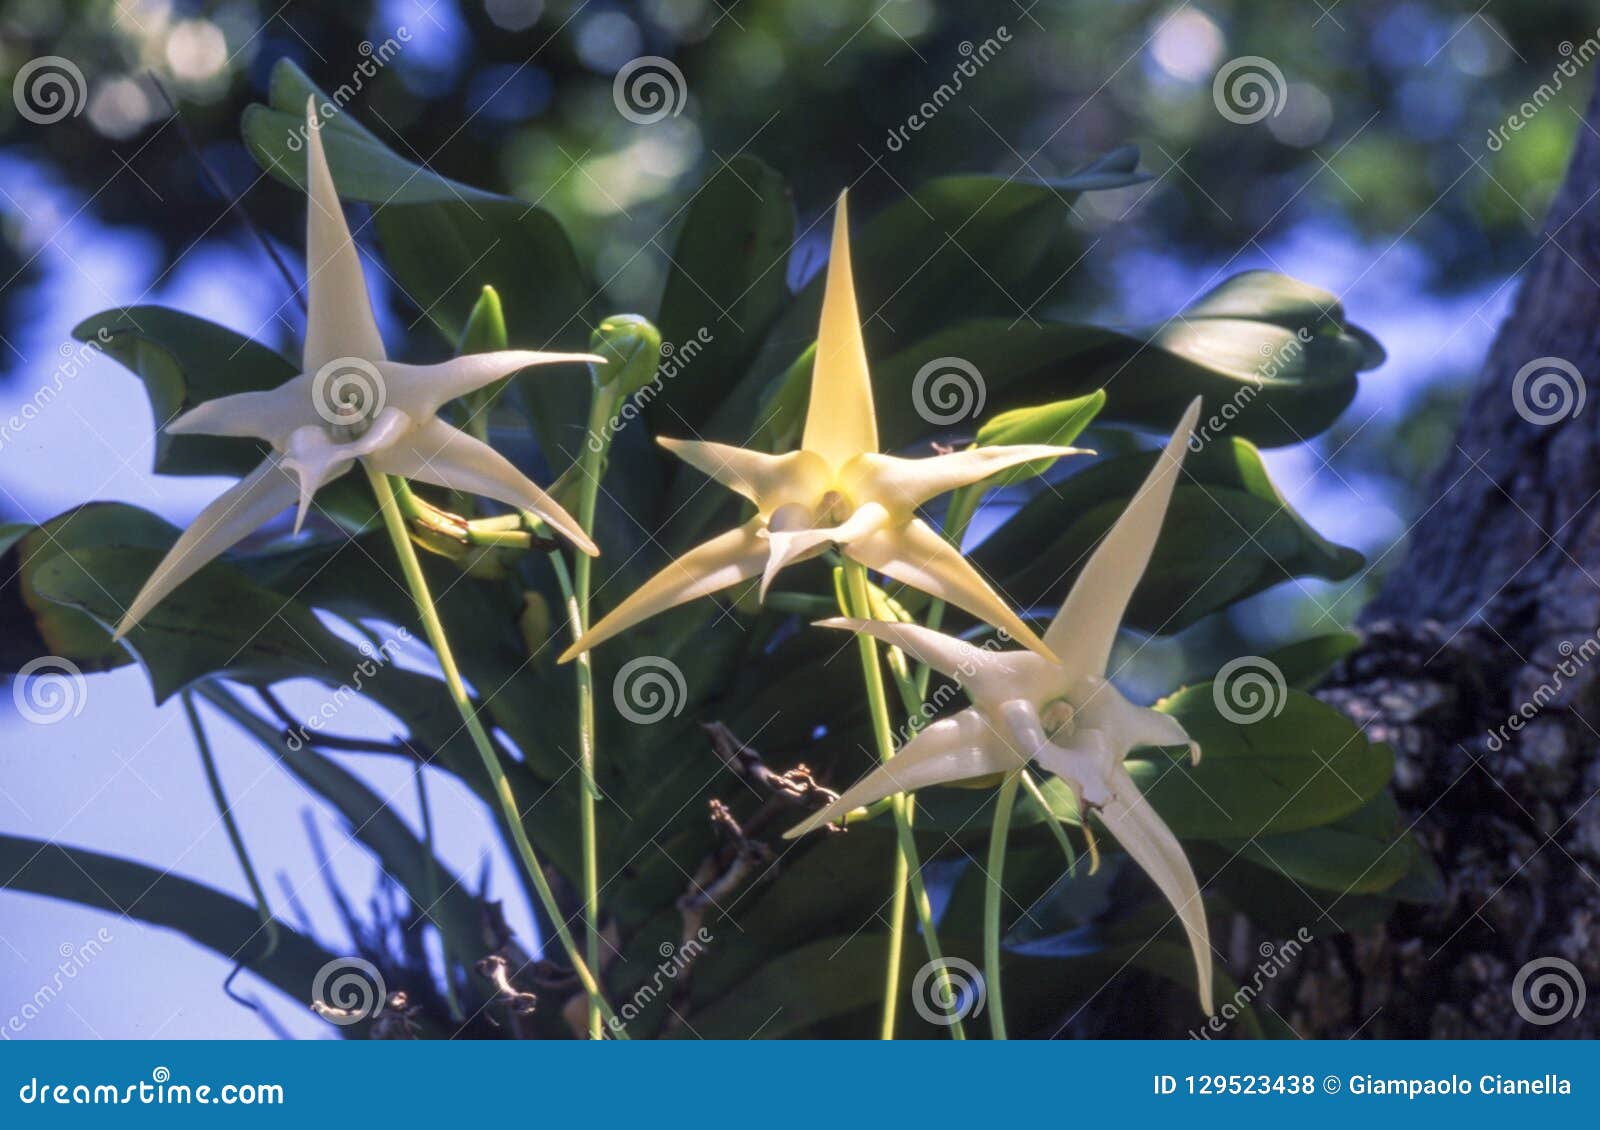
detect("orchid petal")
(114, 457), (300, 639)
(1094, 764), (1214, 1015)
(302, 97), (386, 372)
(785, 710), (1017, 839)
(1074, 675), (1201, 764)
(659, 438), (831, 512)
(165, 374), (319, 447)
(1044, 398), (1201, 679)
(379, 351), (603, 421)
(559, 519), (768, 661)
(800, 193), (877, 470)
(846, 516), (1058, 662)
(842, 445), (1088, 515)
(363, 417), (597, 556)
(812, 617), (1034, 707)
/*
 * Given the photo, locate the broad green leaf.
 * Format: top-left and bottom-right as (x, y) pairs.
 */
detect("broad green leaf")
(1221, 791), (1412, 894)
(242, 58), (495, 205)
(974, 433), (1363, 636)
(1130, 685), (1394, 839)
(860, 270), (1380, 452)
(1259, 630), (1363, 690)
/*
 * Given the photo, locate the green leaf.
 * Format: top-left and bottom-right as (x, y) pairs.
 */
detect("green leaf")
(651, 156), (793, 434)
(241, 58), (495, 205)
(1260, 630), (1363, 690)
(1129, 685), (1395, 839)
(974, 433), (1363, 636)
(1221, 791), (1412, 894)
(860, 270), (1380, 451)
(970, 390), (1105, 488)
(0, 832), (352, 1026)
(72, 307), (295, 477)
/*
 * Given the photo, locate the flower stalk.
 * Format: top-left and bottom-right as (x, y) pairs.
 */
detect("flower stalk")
(985, 770), (1022, 1040)
(838, 560), (966, 1040)
(365, 464), (625, 1036)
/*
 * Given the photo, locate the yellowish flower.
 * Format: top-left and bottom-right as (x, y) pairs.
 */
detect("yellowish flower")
(560, 194), (1085, 662)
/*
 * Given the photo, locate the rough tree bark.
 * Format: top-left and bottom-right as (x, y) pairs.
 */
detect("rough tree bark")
(1265, 79), (1600, 1038)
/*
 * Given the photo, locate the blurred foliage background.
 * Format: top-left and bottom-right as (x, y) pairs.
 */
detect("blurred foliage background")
(2, 0), (1592, 649)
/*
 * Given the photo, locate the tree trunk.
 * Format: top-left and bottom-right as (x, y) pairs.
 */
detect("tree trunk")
(1266, 80), (1600, 1038)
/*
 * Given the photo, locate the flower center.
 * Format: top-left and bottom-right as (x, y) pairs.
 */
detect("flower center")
(328, 390), (374, 443)
(1040, 697), (1077, 742)
(816, 489), (852, 526)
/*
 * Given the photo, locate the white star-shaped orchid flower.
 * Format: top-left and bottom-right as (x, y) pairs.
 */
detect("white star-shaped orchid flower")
(560, 193), (1085, 663)
(785, 398), (1213, 1014)
(114, 98), (602, 639)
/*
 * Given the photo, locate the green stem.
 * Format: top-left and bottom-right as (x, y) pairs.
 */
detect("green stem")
(414, 765), (463, 1021)
(567, 385), (617, 1042)
(840, 560), (966, 1041)
(985, 770), (1022, 1041)
(181, 691), (279, 961)
(364, 465), (625, 1037)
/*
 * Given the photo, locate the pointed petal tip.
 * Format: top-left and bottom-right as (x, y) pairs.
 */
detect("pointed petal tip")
(812, 616), (862, 632)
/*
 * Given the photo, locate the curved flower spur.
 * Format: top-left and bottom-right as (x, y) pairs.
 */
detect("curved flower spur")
(786, 398), (1215, 1015)
(560, 192), (1086, 662)
(114, 98), (602, 638)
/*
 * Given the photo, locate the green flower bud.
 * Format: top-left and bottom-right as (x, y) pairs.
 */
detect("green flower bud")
(588, 314), (662, 399)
